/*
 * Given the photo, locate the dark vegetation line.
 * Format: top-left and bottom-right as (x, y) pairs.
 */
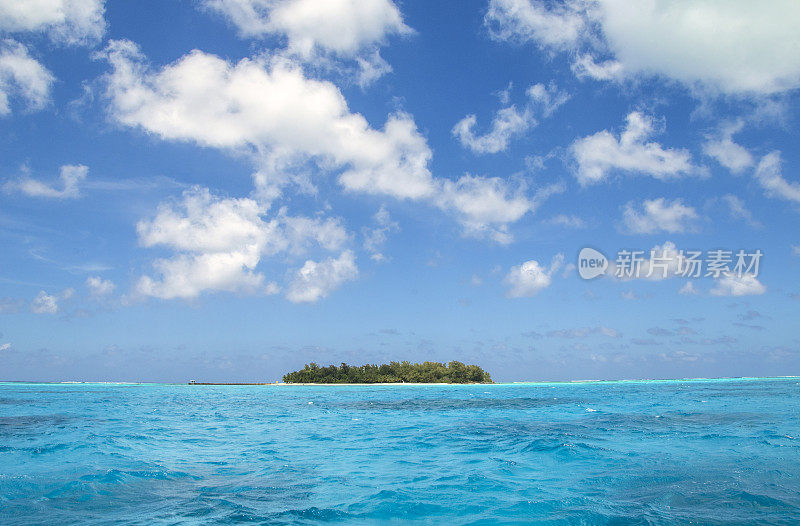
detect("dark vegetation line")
(283, 361), (493, 384)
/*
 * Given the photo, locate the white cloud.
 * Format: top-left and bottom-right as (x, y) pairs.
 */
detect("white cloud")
(453, 82), (567, 154)
(286, 250), (358, 303)
(621, 198), (699, 235)
(678, 281), (698, 295)
(137, 187), (347, 256)
(596, 0), (800, 95)
(504, 253), (564, 298)
(362, 205), (398, 262)
(753, 151), (800, 206)
(98, 40), (435, 202)
(136, 249), (269, 300)
(86, 276), (115, 298)
(710, 273), (766, 297)
(30, 288), (73, 314)
(719, 194), (760, 228)
(135, 186), (349, 300)
(487, 0), (800, 95)
(702, 121), (754, 174)
(355, 49), (392, 87)
(0, 0), (105, 46)
(31, 290), (59, 314)
(138, 189), (274, 254)
(571, 54), (623, 81)
(202, 0), (409, 83)
(0, 343), (9, 351)
(570, 112), (697, 185)
(437, 175), (563, 244)
(547, 214), (586, 229)
(793, 245), (800, 257)
(485, 0), (585, 51)
(525, 82), (569, 117)
(99, 42), (554, 246)
(203, 0), (409, 56)
(453, 105), (532, 155)
(0, 40), (54, 115)
(4, 164), (87, 198)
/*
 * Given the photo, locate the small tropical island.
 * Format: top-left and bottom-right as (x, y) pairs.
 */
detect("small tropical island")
(282, 361), (493, 384)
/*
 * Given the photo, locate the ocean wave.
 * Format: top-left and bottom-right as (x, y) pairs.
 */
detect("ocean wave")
(0, 380), (799, 523)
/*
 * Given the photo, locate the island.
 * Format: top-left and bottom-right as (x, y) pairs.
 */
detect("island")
(282, 361), (493, 384)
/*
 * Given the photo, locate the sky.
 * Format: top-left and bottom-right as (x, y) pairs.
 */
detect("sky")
(1, 0), (799, 382)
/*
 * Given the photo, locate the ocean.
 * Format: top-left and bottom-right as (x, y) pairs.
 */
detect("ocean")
(1, 378), (798, 524)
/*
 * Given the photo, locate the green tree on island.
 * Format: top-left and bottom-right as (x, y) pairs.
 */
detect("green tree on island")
(282, 361), (492, 384)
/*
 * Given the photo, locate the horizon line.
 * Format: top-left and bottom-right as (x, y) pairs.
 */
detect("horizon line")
(1, 376), (798, 386)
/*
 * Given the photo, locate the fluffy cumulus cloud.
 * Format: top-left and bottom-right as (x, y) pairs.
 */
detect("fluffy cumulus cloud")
(31, 290), (59, 314)
(4, 164), (87, 198)
(453, 82), (568, 154)
(135, 186), (350, 300)
(437, 175), (563, 244)
(452, 105), (532, 155)
(86, 276), (115, 299)
(202, 0), (410, 84)
(0, 40), (54, 116)
(30, 289), (73, 314)
(571, 54), (623, 81)
(621, 198), (699, 235)
(702, 121), (754, 174)
(0, 0), (106, 46)
(710, 273), (766, 297)
(570, 112), (697, 185)
(485, 0), (585, 51)
(203, 0), (409, 55)
(286, 250), (358, 303)
(596, 0), (800, 95)
(136, 249), (269, 300)
(98, 40), (435, 202)
(99, 41), (555, 246)
(504, 253), (564, 298)
(486, 0), (800, 95)
(753, 152), (800, 206)
(526, 82), (570, 117)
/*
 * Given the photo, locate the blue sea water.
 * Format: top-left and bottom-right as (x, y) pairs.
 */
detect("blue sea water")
(1, 379), (799, 525)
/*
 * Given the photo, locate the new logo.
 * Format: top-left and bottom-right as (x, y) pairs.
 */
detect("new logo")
(578, 247), (608, 280)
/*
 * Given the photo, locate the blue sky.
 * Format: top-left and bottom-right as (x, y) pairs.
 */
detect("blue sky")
(1, 0), (799, 382)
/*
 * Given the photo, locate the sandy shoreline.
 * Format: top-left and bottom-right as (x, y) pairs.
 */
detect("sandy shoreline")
(188, 382), (487, 386)
(2, 377), (795, 386)
(183, 376), (800, 386)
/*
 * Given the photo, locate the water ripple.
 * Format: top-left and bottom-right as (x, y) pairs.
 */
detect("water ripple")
(0, 379), (798, 524)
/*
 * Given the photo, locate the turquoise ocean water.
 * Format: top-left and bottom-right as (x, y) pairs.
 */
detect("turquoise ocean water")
(1, 378), (799, 524)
